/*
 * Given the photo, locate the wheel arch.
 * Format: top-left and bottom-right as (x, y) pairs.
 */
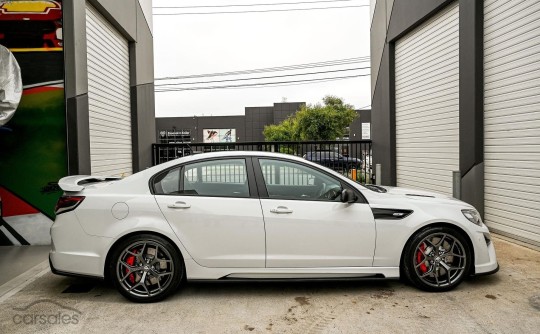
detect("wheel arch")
(103, 230), (186, 282)
(399, 222), (476, 277)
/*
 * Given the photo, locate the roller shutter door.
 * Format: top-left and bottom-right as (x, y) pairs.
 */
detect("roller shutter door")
(394, 2), (459, 196)
(86, 4), (132, 177)
(484, 0), (540, 247)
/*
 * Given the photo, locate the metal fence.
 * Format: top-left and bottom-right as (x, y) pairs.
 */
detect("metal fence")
(152, 140), (373, 183)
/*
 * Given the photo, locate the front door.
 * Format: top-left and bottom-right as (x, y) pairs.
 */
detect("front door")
(256, 158), (376, 268)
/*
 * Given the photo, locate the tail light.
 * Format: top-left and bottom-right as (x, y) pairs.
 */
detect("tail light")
(55, 196), (85, 215)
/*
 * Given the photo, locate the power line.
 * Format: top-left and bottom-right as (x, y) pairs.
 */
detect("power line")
(153, 5), (369, 15)
(155, 57), (370, 80)
(153, 0), (360, 9)
(155, 73), (370, 92)
(155, 66), (370, 87)
(226, 75), (366, 90)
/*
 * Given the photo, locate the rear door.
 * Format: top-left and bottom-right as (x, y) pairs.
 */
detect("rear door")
(254, 157), (376, 268)
(154, 157), (265, 268)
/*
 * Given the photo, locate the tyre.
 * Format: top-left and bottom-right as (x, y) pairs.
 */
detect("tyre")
(402, 226), (472, 292)
(108, 234), (184, 302)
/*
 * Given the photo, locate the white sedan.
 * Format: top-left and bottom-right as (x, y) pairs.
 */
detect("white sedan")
(50, 151), (498, 302)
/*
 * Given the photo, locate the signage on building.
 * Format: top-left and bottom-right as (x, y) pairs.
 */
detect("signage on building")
(361, 122), (371, 140)
(203, 129), (236, 143)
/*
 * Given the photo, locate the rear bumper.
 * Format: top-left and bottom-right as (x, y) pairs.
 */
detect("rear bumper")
(49, 211), (110, 278)
(49, 255), (103, 280)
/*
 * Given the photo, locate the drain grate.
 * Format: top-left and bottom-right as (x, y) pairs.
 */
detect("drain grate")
(62, 282), (96, 294)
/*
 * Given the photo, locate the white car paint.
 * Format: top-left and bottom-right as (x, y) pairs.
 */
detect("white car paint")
(260, 198), (375, 267)
(49, 151), (498, 282)
(155, 196), (266, 268)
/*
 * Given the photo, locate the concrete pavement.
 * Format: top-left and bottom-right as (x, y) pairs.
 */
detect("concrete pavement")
(0, 237), (538, 333)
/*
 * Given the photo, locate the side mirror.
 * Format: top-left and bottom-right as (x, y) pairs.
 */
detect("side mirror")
(340, 188), (357, 203)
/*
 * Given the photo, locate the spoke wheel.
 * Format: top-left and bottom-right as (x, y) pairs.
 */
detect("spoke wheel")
(109, 234), (183, 302)
(403, 227), (471, 292)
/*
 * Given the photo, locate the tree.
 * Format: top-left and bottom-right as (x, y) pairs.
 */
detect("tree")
(263, 95), (357, 141)
(262, 116), (298, 141)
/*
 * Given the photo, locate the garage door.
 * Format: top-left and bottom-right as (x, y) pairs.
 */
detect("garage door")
(86, 3), (132, 177)
(394, 2), (459, 196)
(484, 0), (540, 247)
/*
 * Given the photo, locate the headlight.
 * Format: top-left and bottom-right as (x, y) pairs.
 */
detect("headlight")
(462, 209), (482, 226)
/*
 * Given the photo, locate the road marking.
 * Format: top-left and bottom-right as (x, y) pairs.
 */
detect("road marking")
(0, 260), (50, 303)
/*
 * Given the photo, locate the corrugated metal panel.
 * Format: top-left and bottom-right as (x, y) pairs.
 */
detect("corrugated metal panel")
(484, 0), (540, 247)
(86, 4), (132, 177)
(394, 2), (459, 196)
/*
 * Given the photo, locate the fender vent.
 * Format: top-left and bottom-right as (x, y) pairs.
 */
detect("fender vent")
(372, 208), (413, 220)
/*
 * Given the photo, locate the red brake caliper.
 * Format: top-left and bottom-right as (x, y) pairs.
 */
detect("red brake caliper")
(417, 243), (428, 273)
(125, 249), (138, 284)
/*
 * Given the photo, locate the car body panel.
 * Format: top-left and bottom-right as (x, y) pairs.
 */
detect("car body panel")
(261, 198), (375, 267)
(155, 195), (266, 268)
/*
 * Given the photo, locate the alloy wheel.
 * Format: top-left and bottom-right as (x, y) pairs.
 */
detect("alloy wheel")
(116, 241), (175, 298)
(413, 232), (467, 288)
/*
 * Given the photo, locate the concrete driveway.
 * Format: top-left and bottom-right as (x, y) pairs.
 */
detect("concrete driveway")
(0, 237), (539, 334)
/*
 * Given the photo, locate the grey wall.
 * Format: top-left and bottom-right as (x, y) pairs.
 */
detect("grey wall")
(349, 110), (371, 140)
(156, 116), (245, 142)
(156, 102), (305, 143)
(245, 106), (274, 141)
(370, 0), (485, 214)
(273, 102), (305, 124)
(156, 105), (365, 143)
(64, 0), (155, 174)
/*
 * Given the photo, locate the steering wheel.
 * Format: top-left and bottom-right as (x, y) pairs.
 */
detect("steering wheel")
(319, 187), (341, 200)
(317, 182), (327, 198)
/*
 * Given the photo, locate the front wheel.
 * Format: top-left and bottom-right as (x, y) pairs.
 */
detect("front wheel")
(402, 226), (472, 292)
(109, 234), (184, 302)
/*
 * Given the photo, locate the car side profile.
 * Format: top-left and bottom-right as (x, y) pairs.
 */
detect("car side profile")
(50, 151), (498, 302)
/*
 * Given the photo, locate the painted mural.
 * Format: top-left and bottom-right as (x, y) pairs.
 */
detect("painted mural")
(203, 129), (236, 143)
(0, 0), (66, 245)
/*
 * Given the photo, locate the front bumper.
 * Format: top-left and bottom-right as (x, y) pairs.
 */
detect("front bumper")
(472, 229), (499, 275)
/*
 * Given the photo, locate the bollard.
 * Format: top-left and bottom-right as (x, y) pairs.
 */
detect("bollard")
(351, 169), (357, 182)
(453, 171), (461, 199)
(375, 164), (381, 185)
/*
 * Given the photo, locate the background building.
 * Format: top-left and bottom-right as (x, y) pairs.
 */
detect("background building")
(370, 0), (539, 248)
(0, 0), (155, 245)
(156, 102), (370, 143)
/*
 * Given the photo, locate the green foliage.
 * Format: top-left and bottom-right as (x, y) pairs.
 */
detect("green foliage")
(263, 95), (357, 141)
(262, 116), (298, 141)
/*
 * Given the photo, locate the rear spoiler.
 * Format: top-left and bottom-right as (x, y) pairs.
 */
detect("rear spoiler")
(58, 175), (122, 192)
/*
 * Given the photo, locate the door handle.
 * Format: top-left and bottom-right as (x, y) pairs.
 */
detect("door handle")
(168, 201), (191, 209)
(270, 206), (293, 214)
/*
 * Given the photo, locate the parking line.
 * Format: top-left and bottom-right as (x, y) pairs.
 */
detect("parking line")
(0, 260), (50, 303)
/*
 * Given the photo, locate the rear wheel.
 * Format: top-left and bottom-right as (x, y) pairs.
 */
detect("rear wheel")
(109, 234), (184, 302)
(402, 226), (472, 292)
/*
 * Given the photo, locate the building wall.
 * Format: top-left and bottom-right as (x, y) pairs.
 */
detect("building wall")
(156, 102), (306, 143)
(370, 0), (483, 213)
(245, 106), (274, 142)
(64, 0), (155, 175)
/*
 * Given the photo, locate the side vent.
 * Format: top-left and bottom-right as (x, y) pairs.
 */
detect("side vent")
(372, 208), (413, 220)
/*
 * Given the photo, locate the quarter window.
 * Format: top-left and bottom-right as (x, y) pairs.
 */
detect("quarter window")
(153, 167), (181, 195)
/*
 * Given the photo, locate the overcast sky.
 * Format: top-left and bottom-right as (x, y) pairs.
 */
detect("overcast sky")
(152, 0), (371, 117)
